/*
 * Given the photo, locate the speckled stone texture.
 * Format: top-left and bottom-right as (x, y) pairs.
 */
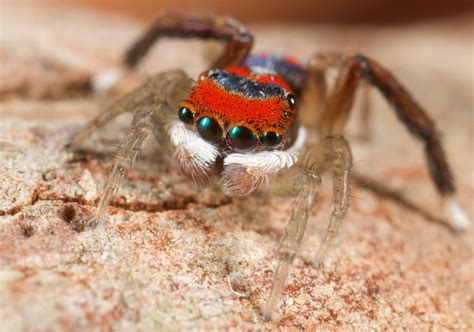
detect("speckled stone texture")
(1, 3), (473, 331)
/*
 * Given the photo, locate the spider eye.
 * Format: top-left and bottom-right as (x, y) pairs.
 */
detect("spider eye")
(198, 71), (209, 81)
(197, 116), (223, 144)
(261, 131), (283, 149)
(287, 94), (297, 110)
(178, 106), (194, 124)
(227, 126), (257, 152)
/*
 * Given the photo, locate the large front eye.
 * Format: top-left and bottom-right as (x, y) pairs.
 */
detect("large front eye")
(197, 116), (223, 144)
(178, 106), (194, 124)
(227, 126), (257, 152)
(261, 131), (283, 149)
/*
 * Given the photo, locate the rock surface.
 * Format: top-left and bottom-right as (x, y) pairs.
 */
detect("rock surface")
(1, 3), (473, 331)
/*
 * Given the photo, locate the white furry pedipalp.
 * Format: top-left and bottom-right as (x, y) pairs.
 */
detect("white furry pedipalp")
(167, 120), (219, 185)
(222, 151), (297, 196)
(222, 127), (307, 196)
(224, 150), (298, 173)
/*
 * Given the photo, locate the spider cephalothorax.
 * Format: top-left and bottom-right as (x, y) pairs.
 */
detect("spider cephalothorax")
(170, 65), (304, 194)
(180, 68), (296, 149)
(75, 13), (470, 321)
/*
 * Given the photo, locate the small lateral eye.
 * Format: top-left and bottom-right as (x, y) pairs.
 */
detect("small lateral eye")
(227, 126), (257, 152)
(197, 116), (223, 144)
(287, 94), (297, 110)
(261, 131), (283, 149)
(178, 106), (194, 124)
(198, 71), (209, 81)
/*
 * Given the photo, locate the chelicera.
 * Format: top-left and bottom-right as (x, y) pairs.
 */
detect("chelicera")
(71, 13), (470, 320)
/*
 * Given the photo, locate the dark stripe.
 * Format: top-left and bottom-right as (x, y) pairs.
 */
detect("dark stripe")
(244, 55), (306, 91)
(210, 71), (286, 99)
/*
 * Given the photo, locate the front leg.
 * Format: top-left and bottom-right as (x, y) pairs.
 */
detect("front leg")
(263, 135), (352, 320)
(71, 70), (189, 148)
(95, 102), (155, 225)
(89, 70), (193, 225)
(263, 165), (322, 321)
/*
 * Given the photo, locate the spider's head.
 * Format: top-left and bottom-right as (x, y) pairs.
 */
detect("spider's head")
(178, 67), (297, 151)
(169, 67), (302, 195)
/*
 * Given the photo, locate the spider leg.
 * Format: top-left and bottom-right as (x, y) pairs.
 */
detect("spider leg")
(263, 165), (322, 321)
(312, 136), (353, 266)
(263, 135), (352, 320)
(71, 70), (190, 148)
(299, 52), (343, 129)
(357, 82), (373, 141)
(125, 13), (253, 70)
(87, 70), (193, 225)
(93, 13), (253, 92)
(315, 54), (469, 231)
(94, 101), (155, 225)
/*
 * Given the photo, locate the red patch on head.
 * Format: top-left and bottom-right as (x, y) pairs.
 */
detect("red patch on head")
(181, 68), (296, 138)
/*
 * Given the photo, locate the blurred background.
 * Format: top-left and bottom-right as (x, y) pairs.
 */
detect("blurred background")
(1, 0), (473, 101)
(35, 0), (473, 24)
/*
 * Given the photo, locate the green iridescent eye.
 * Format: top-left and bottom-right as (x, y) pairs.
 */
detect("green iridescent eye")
(261, 131), (283, 149)
(178, 106), (194, 124)
(197, 116), (223, 144)
(227, 126), (257, 152)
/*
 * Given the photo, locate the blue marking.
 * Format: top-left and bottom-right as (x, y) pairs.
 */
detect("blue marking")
(244, 55), (306, 91)
(210, 71), (285, 99)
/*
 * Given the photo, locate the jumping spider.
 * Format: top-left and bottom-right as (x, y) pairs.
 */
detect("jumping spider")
(71, 13), (470, 320)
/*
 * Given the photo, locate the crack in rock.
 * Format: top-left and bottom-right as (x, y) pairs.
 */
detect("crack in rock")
(0, 186), (233, 217)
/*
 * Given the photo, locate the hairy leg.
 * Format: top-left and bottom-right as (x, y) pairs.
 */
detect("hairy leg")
(85, 70), (193, 225)
(94, 101), (155, 225)
(316, 54), (469, 230)
(72, 70), (191, 148)
(263, 165), (321, 321)
(94, 13), (253, 92)
(298, 53), (343, 130)
(125, 13), (252, 69)
(357, 82), (372, 141)
(300, 53), (372, 139)
(263, 135), (352, 320)
(311, 136), (353, 266)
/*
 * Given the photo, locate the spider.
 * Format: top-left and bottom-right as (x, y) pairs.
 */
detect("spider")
(70, 13), (470, 321)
